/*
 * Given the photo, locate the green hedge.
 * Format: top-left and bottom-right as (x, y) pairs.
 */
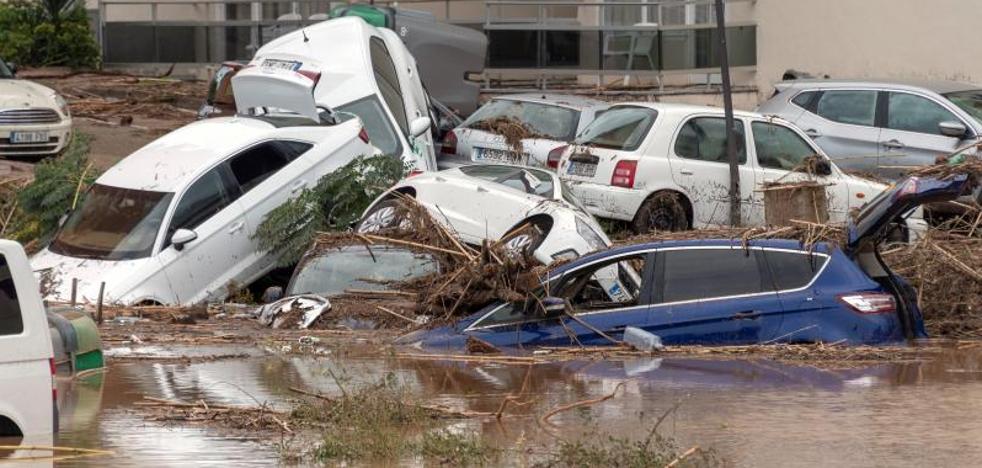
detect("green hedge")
(0, 0), (100, 68)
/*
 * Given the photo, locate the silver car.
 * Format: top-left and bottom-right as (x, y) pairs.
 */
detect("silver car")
(758, 79), (982, 179)
(439, 94), (609, 169)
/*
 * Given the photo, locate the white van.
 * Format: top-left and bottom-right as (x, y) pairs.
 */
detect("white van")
(0, 240), (57, 440)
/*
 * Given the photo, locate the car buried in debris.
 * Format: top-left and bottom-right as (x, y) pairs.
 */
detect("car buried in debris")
(400, 174), (970, 349)
(356, 164), (611, 264)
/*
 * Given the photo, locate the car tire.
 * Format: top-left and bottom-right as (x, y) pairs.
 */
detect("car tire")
(632, 192), (689, 234)
(356, 199), (412, 234)
(501, 220), (548, 259)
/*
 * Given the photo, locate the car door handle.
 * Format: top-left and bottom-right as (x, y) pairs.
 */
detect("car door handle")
(804, 128), (822, 138)
(290, 180), (307, 193)
(679, 169), (694, 176)
(732, 310), (761, 320)
(228, 221), (245, 234)
(881, 139), (905, 149)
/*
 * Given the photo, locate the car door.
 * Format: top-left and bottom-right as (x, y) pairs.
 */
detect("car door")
(669, 115), (757, 227)
(878, 91), (972, 179)
(793, 89), (882, 172)
(157, 164), (250, 304)
(644, 247), (784, 345)
(748, 120), (848, 224)
(760, 248), (831, 343)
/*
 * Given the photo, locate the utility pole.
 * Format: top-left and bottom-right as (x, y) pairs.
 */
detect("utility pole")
(714, 0), (740, 227)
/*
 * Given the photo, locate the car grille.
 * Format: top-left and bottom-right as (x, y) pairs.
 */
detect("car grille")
(0, 108), (61, 124)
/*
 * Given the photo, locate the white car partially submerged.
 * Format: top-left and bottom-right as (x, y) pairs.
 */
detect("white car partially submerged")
(32, 95), (378, 305)
(356, 164), (611, 264)
(0, 59), (72, 159)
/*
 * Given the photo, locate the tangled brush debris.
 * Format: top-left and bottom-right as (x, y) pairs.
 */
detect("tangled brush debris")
(469, 117), (548, 156)
(617, 219), (847, 249)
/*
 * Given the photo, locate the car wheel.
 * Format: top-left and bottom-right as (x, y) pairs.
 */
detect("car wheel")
(501, 222), (547, 259)
(356, 199), (411, 234)
(632, 192), (689, 234)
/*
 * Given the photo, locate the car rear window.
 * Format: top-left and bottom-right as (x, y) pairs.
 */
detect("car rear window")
(458, 165), (555, 198)
(575, 106), (657, 151)
(762, 250), (826, 290)
(463, 99), (580, 141)
(0, 254), (24, 336)
(657, 249), (764, 303)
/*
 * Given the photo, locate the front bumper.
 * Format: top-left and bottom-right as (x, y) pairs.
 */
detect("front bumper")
(0, 118), (73, 157)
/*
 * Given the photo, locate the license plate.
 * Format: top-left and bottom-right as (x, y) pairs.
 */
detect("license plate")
(10, 131), (49, 144)
(260, 58), (302, 72)
(475, 147), (525, 164)
(567, 161), (597, 177)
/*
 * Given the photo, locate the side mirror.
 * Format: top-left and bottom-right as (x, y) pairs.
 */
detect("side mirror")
(409, 116), (431, 138)
(814, 157), (833, 176)
(196, 104), (219, 120)
(939, 121), (968, 138)
(7, 62), (16, 75)
(171, 229), (198, 251)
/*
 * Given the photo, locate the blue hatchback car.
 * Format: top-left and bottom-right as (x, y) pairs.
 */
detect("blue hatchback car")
(401, 175), (970, 348)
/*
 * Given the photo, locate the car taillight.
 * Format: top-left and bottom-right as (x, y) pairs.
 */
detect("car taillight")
(297, 70), (322, 84)
(358, 127), (371, 143)
(441, 130), (457, 156)
(407, 170), (424, 178)
(611, 160), (638, 188)
(49, 357), (57, 400)
(547, 145), (568, 169)
(839, 292), (896, 314)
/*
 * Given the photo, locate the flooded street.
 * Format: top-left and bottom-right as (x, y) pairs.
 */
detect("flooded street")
(44, 338), (982, 467)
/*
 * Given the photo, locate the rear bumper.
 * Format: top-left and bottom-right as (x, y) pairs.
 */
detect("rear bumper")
(562, 179), (647, 222)
(0, 119), (72, 157)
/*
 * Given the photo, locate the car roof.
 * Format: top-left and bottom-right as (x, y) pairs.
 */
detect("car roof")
(551, 238), (833, 276)
(606, 101), (763, 120)
(777, 78), (981, 95)
(96, 117), (280, 192)
(493, 93), (608, 110)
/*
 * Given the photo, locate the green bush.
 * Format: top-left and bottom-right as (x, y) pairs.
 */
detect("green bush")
(0, 0), (100, 68)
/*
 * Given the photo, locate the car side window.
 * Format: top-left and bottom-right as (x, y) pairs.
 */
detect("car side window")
(674, 117), (747, 164)
(657, 249), (764, 303)
(790, 91), (817, 109)
(815, 90), (877, 126)
(762, 250), (827, 290)
(168, 168), (236, 239)
(369, 37), (409, 135)
(0, 254), (24, 336)
(558, 255), (647, 311)
(887, 92), (960, 135)
(228, 141), (312, 195)
(751, 122), (819, 171)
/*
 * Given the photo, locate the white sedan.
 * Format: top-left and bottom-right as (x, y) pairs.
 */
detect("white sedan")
(357, 164), (611, 264)
(0, 59), (72, 159)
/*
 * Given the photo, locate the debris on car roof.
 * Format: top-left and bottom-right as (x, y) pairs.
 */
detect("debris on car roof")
(469, 116), (549, 155)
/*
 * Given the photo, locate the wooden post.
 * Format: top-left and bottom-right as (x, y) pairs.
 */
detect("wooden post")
(714, 0), (740, 227)
(70, 278), (78, 308)
(95, 282), (105, 324)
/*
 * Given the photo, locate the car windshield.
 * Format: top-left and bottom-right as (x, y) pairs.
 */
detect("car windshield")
(574, 106), (657, 151)
(458, 165), (555, 198)
(462, 99), (580, 141)
(944, 90), (982, 125)
(287, 246), (437, 296)
(336, 95), (403, 158)
(50, 184), (174, 260)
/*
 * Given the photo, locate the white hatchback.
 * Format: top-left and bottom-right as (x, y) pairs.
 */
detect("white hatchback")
(558, 103), (896, 233)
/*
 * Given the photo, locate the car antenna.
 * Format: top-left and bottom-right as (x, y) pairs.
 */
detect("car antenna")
(302, 28), (310, 43)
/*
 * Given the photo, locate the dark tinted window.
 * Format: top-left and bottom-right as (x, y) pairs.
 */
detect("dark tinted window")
(169, 169), (236, 237)
(674, 117), (747, 164)
(887, 92), (959, 135)
(790, 91), (816, 109)
(659, 249), (763, 303)
(228, 141), (311, 194)
(369, 38), (408, 134)
(463, 99), (580, 141)
(575, 106), (657, 151)
(751, 122), (818, 170)
(458, 165), (555, 198)
(816, 90), (877, 126)
(338, 96), (402, 157)
(0, 254), (24, 336)
(763, 250), (825, 290)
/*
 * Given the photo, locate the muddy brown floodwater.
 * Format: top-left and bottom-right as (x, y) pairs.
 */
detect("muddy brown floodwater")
(44, 338), (982, 467)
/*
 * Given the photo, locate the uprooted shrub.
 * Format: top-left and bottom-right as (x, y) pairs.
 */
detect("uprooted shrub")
(0, 0), (101, 68)
(253, 155), (407, 266)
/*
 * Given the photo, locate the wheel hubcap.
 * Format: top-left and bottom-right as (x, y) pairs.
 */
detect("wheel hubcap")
(358, 206), (397, 233)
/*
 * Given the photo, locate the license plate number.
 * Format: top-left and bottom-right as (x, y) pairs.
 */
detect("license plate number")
(10, 131), (49, 144)
(475, 147), (524, 164)
(567, 161), (597, 177)
(261, 58), (302, 72)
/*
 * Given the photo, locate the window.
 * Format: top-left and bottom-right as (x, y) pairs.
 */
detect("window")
(228, 141), (311, 194)
(575, 106), (657, 151)
(337, 96), (403, 158)
(458, 165), (555, 198)
(0, 254), (24, 336)
(751, 122), (818, 170)
(658, 249), (763, 303)
(287, 246), (437, 296)
(369, 38), (408, 135)
(790, 91), (817, 109)
(462, 99), (580, 141)
(762, 250), (826, 291)
(887, 92), (960, 135)
(674, 117), (747, 164)
(944, 90), (982, 125)
(815, 90), (877, 126)
(168, 169), (236, 238)
(50, 185), (174, 260)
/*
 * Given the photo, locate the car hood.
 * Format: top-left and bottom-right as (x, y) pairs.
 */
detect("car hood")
(30, 249), (157, 305)
(0, 79), (57, 109)
(847, 175), (971, 253)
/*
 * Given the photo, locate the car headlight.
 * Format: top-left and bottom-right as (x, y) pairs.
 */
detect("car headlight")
(53, 94), (70, 118)
(575, 217), (608, 251)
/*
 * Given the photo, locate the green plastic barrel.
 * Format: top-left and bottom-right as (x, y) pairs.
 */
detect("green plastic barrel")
(329, 4), (390, 28)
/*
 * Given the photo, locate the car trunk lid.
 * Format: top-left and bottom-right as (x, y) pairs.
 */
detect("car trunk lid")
(232, 57), (322, 122)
